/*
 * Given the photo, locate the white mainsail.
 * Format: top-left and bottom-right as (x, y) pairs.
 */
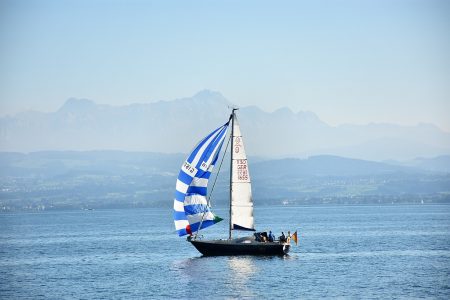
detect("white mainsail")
(230, 115), (255, 231)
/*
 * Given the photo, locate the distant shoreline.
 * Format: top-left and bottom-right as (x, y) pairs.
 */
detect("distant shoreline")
(1, 201), (449, 214)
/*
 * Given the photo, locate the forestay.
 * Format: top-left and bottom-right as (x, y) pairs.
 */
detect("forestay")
(230, 115), (255, 231)
(173, 121), (229, 236)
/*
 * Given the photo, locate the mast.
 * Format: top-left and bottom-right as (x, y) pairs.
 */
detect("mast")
(229, 108), (237, 239)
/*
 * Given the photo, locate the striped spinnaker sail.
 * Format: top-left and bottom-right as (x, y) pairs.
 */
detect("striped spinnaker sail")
(173, 121), (229, 236)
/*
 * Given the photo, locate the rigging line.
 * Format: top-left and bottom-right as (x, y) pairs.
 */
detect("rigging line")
(194, 131), (232, 239)
(207, 131), (231, 207)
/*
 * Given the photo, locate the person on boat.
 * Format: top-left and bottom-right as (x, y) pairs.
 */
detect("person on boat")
(287, 231), (291, 243)
(280, 232), (286, 243)
(268, 231), (275, 242)
(261, 232), (268, 242)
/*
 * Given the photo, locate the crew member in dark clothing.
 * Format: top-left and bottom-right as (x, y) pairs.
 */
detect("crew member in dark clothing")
(280, 232), (286, 243)
(268, 231), (275, 242)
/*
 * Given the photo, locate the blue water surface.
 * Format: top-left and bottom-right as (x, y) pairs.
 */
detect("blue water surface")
(1, 205), (449, 299)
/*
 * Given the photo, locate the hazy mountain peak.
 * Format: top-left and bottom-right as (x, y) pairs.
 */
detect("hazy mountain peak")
(273, 107), (293, 116)
(159, 90), (233, 109)
(58, 98), (96, 113)
(193, 89), (224, 99)
(191, 89), (232, 106)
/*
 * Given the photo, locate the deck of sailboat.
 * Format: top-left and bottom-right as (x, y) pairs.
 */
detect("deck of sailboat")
(189, 237), (290, 256)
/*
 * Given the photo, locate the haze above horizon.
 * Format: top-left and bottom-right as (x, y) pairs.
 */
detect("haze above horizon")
(1, 0), (449, 130)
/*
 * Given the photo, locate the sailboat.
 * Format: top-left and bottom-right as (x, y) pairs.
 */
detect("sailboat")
(173, 109), (294, 256)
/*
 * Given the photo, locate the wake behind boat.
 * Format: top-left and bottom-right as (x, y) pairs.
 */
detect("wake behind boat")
(173, 109), (297, 256)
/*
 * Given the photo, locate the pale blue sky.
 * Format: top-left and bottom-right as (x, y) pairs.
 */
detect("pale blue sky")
(1, 0), (449, 130)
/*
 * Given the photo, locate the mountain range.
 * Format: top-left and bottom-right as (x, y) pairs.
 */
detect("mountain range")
(1, 90), (449, 161)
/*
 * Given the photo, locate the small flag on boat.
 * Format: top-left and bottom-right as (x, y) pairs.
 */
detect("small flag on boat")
(291, 231), (298, 245)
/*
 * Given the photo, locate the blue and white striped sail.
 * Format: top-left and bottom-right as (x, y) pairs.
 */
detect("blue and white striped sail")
(173, 121), (229, 236)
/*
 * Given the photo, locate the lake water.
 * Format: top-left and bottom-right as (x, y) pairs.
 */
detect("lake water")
(1, 205), (449, 299)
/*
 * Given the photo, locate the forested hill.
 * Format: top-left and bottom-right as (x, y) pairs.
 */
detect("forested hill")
(1, 151), (449, 211)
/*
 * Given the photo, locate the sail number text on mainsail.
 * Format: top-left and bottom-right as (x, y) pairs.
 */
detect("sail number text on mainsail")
(234, 137), (241, 154)
(236, 159), (249, 181)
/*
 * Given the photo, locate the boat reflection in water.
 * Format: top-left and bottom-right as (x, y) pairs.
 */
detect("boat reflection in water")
(227, 256), (257, 297)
